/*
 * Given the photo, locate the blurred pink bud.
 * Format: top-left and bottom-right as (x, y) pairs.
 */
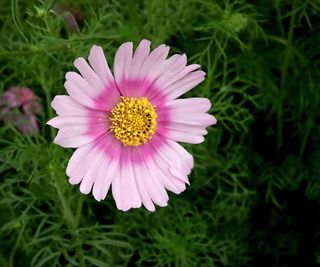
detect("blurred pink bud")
(0, 87), (42, 135)
(53, 4), (84, 32)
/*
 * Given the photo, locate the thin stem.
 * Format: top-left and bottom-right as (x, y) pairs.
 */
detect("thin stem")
(276, 2), (297, 150)
(127, 0), (150, 39)
(37, 58), (55, 140)
(11, 0), (29, 43)
(75, 196), (84, 228)
(54, 174), (85, 266)
(54, 176), (76, 228)
(0, 45), (68, 58)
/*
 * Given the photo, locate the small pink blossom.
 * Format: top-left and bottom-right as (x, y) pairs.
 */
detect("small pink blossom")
(48, 40), (217, 211)
(0, 87), (42, 134)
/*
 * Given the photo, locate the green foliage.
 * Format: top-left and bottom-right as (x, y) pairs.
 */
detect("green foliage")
(0, 0), (319, 266)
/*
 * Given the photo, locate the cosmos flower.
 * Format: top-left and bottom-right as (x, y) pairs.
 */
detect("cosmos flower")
(0, 86), (42, 134)
(47, 40), (217, 211)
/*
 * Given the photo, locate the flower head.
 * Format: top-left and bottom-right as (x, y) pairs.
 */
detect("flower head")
(0, 87), (42, 134)
(47, 40), (217, 211)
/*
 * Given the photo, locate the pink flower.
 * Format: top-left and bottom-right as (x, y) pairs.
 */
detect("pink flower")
(47, 40), (217, 211)
(0, 87), (42, 134)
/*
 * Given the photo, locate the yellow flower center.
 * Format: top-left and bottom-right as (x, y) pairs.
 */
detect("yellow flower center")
(110, 96), (157, 146)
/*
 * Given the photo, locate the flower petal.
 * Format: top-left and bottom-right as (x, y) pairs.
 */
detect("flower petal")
(88, 45), (115, 86)
(52, 129), (96, 148)
(137, 44), (170, 86)
(130, 39), (151, 79)
(156, 98), (216, 144)
(67, 133), (117, 198)
(149, 136), (192, 184)
(64, 72), (98, 109)
(158, 97), (212, 113)
(147, 146), (188, 194)
(74, 57), (105, 92)
(134, 148), (169, 208)
(92, 155), (117, 201)
(51, 95), (91, 116)
(112, 148), (141, 211)
(116, 41), (170, 99)
(113, 42), (133, 88)
(67, 47), (121, 112)
(161, 70), (206, 101)
(47, 111), (109, 148)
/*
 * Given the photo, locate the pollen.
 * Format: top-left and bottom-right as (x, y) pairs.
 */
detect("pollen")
(110, 96), (157, 146)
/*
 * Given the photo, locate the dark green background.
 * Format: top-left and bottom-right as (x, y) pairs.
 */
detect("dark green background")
(1, 0), (320, 266)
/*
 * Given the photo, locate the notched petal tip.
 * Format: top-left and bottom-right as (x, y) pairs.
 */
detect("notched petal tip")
(120, 202), (142, 212)
(53, 133), (73, 148)
(65, 71), (76, 81)
(136, 39), (151, 52)
(209, 115), (217, 125)
(119, 41), (133, 50)
(140, 39), (151, 44)
(192, 136), (205, 144)
(198, 70), (206, 77)
(93, 188), (108, 202)
(91, 44), (103, 51)
(51, 95), (62, 111)
(80, 185), (91, 195)
(68, 176), (79, 185)
(46, 117), (57, 127)
(74, 57), (86, 68)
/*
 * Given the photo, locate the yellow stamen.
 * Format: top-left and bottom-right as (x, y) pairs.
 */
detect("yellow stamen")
(110, 96), (157, 146)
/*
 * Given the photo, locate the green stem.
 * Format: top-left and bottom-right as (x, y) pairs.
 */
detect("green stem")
(127, 0), (150, 39)
(277, 2), (296, 150)
(0, 45), (68, 58)
(75, 196), (84, 228)
(37, 59), (55, 140)
(11, 0), (29, 43)
(54, 174), (85, 266)
(55, 176), (76, 228)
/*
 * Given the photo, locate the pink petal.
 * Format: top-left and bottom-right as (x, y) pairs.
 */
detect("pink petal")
(116, 42), (169, 99)
(159, 70), (206, 101)
(158, 98), (212, 113)
(64, 73), (97, 109)
(112, 148), (141, 211)
(149, 154), (187, 194)
(93, 155), (116, 201)
(154, 64), (200, 93)
(79, 146), (108, 194)
(149, 136), (192, 184)
(130, 39), (151, 79)
(132, 162), (156, 212)
(163, 112), (216, 126)
(113, 42), (133, 88)
(156, 98), (216, 144)
(67, 142), (94, 182)
(47, 116), (108, 129)
(88, 45), (115, 86)
(165, 54), (187, 73)
(135, 151), (168, 208)
(53, 130), (96, 148)
(137, 44), (170, 86)
(47, 113), (109, 148)
(166, 139), (194, 170)
(74, 57), (105, 92)
(51, 95), (92, 116)
(67, 133), (117, 197)
(158, 122), (208, 137)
